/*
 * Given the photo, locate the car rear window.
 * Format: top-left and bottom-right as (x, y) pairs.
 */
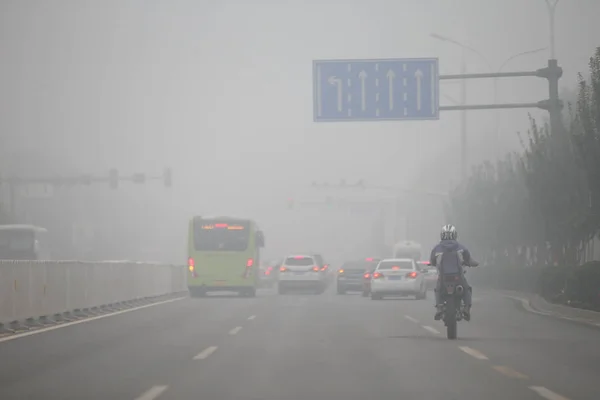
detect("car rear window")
(377, 260), (414, 270)
(342, 261), (370, 271)
(284, 256), (315, 266)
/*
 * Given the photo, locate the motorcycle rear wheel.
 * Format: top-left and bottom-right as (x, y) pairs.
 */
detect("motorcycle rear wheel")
(444, 300), (458, 340)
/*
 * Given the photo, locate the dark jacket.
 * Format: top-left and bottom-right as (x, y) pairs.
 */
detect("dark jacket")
(429, 239), (472, 274)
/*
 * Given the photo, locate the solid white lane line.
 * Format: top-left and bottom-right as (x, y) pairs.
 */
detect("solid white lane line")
(458, 346), (489, 360)
(229, 326), (242, 335)
(193, 346), (218, 360)
(247, 315), (256, 320)
(529, 386), (570, 400)
(135, 385), (169, 400)
(0, 297), (186, 344)
(492, 365), (529, 380)
(404, 315), (419, 323)
(422, 325), (440, 335)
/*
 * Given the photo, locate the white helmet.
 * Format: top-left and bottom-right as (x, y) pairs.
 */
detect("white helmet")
(441, 224), (457, 240)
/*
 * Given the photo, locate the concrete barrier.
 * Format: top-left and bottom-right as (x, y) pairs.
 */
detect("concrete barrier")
(0, 261), (187, 331)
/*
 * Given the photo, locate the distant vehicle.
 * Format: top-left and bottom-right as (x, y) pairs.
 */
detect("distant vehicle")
(418, 261), (437, 290)
(335, 258), (379, 295)
(259, 263), (276, 288)
(370, 258), (427, 300)
(0, 224), (50, 260)
(278, 254), (327, 295)
(393, 241), (422, 261)
(187, 216), (265, 297)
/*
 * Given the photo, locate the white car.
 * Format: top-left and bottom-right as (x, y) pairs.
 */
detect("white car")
(278, 255), (327, 294)
(370, 258), (427, 300)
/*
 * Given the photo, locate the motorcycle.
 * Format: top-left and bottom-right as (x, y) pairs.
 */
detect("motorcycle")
(440, 273), (467, 340)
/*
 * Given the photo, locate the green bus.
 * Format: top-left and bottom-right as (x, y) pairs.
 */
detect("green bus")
(187, 216), (265, 297)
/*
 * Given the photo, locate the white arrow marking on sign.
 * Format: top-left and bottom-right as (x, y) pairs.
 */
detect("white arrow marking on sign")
(358, 70), (367, 111)
(415, 69), (423, 111)
(328, 76), (343, 112)
(386, 69), (396, 110)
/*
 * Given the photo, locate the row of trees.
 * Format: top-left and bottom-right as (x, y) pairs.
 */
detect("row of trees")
(447, 48), (600, 269)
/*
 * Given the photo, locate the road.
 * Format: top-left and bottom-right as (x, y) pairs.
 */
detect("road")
(0, 287), (598, 400)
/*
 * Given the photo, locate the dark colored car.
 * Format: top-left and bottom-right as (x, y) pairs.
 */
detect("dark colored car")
(337, 258), (380, 295)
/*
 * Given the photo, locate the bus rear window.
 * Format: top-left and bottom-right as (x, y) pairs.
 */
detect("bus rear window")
(193, 220), (250, 251)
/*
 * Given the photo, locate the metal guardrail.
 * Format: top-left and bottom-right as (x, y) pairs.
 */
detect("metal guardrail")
(0, 261), (187, 331)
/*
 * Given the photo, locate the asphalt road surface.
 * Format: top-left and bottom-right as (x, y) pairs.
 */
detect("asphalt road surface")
(0, 287), (598, 400)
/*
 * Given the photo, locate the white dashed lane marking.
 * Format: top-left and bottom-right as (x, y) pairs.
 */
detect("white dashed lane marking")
(229, 326), (242, 335)
(135, 385), (168, 400)
(458, 346), (489, 360)
(492, 365), (529, 380)
(193, 346), (218, 360)
(529, 386), (571, 400)
(247, 315), (256, 320)
(404, 315), (419, 323)
(422, 325), (440, 335)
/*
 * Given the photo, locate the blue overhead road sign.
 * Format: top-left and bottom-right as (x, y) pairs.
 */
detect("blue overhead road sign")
(313, 58), (439, 122)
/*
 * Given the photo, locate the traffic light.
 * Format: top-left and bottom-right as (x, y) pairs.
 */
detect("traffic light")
(109, 169), (119, 189)
(164, 168), (172, 188)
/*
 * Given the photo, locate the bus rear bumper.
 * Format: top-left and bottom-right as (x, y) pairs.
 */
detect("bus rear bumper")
(188, 285), (256, 296)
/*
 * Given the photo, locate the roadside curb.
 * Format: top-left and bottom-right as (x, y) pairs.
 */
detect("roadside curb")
(504, 294), (600, 329)
(0, 291), (189, 340)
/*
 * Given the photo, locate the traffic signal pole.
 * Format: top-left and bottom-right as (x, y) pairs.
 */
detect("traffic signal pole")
(440, 60), (564, 178)
(0, 168), (172, 221)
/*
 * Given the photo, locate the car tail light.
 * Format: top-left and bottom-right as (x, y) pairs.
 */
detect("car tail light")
(363, 272), (371, 279)
(365, 257), (373, 261)
(373, 272), (384, 279)
(311, 266), (320, 272)
(265, 270), (271, 276)
(246, 258), (254, 267)
(338, 268), (345, 274)
(320, 264), (328, 271)
(280, 266), (288, 272)
(406, 271), (418, 279)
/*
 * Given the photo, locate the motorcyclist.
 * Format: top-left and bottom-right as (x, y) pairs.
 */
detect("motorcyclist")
(429, 224), (478, 321)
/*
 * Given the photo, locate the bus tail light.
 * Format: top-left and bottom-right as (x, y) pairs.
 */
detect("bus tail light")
(188, 257), (197, 278)
(242, 258), (254, 279)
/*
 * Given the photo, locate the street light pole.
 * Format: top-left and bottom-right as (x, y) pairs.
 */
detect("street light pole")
(460, 48), (468, 179)
(544, 0), (559, 59)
